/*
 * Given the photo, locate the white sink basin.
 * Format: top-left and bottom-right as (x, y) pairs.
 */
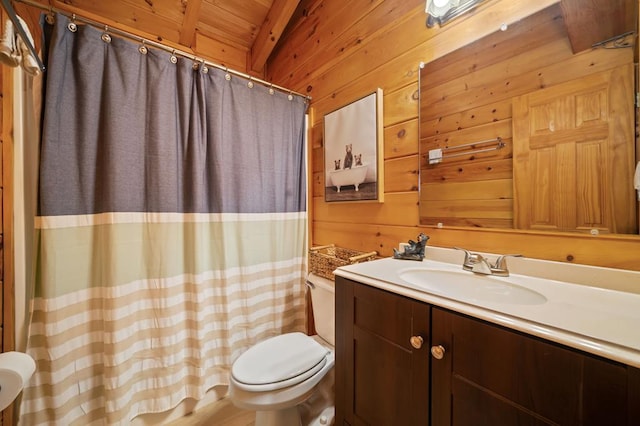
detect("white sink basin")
(398, 267), (547, 305)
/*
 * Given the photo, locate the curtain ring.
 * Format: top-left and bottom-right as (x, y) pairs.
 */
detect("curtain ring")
(101, 25), (111, 43)
(201, 59), (208, 74)
(288, 91), (293, 101)
(170, 50), (177, 64)
(192, 59), (199, 71)
(46, 6), (55, 25)
(224, 68), (231, 81)
(67, 14), (77, 32)
(247, 77), (254, 89)
(268, 83), (275, 95)
(138, 40), (148, 55)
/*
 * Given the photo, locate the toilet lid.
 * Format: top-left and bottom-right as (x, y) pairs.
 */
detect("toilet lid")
(232, 332), (329, 390)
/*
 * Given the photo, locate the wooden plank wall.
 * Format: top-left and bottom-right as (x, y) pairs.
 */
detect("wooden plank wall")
(0, 58), (5, 426)
(419, 5), (634, 230)
(267, 0), (640, 272)
(0, 7), (13, 426)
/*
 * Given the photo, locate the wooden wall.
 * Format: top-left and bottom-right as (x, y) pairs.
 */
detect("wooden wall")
(267, 0), (640, 272)
(0, 9), (14, 426)
(0, 58), (6, 426)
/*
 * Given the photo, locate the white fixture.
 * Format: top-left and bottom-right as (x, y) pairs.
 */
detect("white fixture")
(398, 266), (547, 305)
(229, 273), (335, 426)
(425, 0), (485, 28)
(0, 351), (36, 411)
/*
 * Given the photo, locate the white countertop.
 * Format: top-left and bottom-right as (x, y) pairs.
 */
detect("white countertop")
(334, 247), (640, 368)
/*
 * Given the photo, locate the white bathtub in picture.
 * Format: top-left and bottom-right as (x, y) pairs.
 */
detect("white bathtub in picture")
(329, 164), (368, 192)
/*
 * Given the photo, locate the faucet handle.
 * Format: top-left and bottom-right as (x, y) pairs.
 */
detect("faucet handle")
(453, 247), (472, 263)
(492, 254), (522, 270)
(453, 247), (471, 256)
(454, 247), (486, 272)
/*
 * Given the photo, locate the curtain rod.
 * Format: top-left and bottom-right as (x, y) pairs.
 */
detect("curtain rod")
(15, 0), (311, 101)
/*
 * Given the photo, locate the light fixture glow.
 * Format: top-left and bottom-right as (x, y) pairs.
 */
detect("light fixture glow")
(425, 0), (486, 28)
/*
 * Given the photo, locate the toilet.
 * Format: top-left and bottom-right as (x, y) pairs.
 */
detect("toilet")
(228, 273), (335, 426)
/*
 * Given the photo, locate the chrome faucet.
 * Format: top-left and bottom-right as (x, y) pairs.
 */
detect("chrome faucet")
(454, 248), (521, 277)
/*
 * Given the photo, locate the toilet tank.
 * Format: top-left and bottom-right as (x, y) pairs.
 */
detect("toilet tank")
(307, 273), (335, 347)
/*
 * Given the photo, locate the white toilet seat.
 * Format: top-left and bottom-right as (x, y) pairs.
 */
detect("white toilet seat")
(231, 332), (330, 392)
(229, 334), (335, 412)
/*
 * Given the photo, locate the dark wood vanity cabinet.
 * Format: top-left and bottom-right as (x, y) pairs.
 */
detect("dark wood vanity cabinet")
(336, 276), (640, 426)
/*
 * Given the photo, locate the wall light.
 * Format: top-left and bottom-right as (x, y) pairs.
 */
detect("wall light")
(425, 0), (486, 28)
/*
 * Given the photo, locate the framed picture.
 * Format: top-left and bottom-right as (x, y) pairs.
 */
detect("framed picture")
(323, 89), (384, 203)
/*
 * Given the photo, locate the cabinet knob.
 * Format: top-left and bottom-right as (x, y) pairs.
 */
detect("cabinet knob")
(410, 335), (424, 349)
(431, 345), (446, 360)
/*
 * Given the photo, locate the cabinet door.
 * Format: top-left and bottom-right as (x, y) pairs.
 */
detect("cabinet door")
(431, 307), (639, 426)
(336, 277), (430, 426)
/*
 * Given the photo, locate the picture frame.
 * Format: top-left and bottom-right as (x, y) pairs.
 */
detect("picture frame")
(323, 88), (384, 203)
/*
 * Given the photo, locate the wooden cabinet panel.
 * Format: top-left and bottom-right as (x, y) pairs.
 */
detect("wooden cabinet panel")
(431, 307), (638, 426)
(352, 326), (415, 424)
(449, 381), (553, 426)
(336, 277), (430, 426)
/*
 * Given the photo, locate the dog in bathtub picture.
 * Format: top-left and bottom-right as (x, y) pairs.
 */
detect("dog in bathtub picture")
(323, 89), (382, 202)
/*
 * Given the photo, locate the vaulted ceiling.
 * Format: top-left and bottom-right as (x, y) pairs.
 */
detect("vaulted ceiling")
(22, 0), (301, 74)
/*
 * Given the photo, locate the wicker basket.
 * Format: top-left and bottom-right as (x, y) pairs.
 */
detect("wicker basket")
(309, 244), (377, 281)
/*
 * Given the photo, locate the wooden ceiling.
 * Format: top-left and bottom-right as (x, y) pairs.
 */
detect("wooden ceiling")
(13, 0), (638, 81)
(22, 0), (301, 74)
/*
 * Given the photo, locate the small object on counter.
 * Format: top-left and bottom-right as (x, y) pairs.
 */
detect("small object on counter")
(393, 233), (429, 261)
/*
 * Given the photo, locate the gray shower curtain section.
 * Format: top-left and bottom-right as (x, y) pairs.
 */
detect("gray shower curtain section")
(39, 14), (307, 216)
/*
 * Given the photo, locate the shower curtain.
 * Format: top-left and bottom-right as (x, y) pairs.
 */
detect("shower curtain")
(19, 14), (308, 425)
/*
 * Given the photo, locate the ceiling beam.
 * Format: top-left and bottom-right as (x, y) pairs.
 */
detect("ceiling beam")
(179, 0), (203, 48)
(250, 0), (300, 73)
(560, 0), (636, 53)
